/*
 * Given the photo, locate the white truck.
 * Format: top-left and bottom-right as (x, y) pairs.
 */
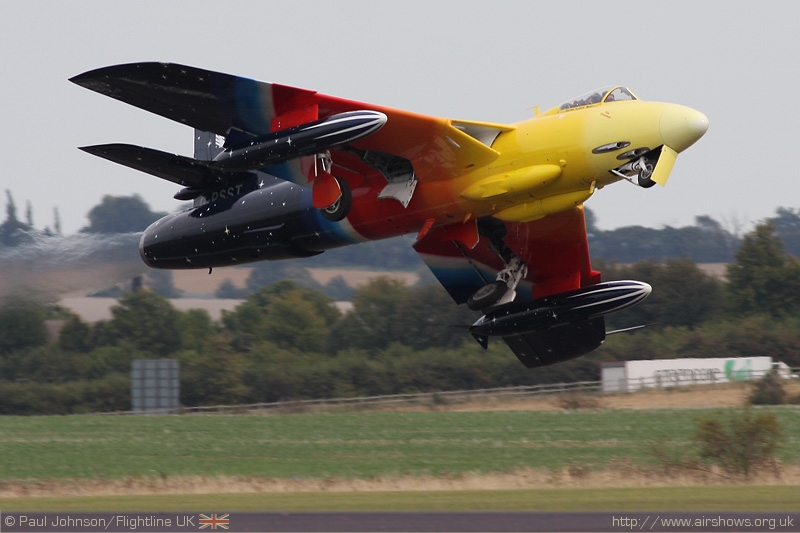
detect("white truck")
(600, 357), (791, 393)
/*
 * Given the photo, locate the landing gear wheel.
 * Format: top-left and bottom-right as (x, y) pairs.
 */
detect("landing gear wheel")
(320, 177), (351, 222)
(635, 159), (656, 188)
(638, 171), (656, 188)
(467, 280), (508, 311)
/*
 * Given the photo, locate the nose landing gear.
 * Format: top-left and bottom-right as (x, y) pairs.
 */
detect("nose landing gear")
(632, 155), (656, 188)
(611, 147), (659, 189)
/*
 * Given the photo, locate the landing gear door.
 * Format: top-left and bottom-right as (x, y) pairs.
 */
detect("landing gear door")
(650, 145), (678, 187)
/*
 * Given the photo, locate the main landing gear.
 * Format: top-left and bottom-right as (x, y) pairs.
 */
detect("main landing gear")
(320, 177), (351, 221)
(467, 219), (529, 311)
(314, 152), (352, 222)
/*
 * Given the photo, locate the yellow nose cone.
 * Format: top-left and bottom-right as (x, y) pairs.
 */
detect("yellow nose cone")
(660, 105), (709, 153)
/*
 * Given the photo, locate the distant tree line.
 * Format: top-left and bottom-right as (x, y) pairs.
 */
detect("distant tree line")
(6, 191), (800, 302)
(6, 190), (800, 266)
(587, 212), (741, 263)
(2, 221), (800, 414)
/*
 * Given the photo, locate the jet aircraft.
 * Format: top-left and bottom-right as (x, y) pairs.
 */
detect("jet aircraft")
(71, 63), (707, 368)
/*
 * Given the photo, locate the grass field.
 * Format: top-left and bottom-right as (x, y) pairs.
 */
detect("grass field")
(1, 408), (799, 480)
(3, 486), (800, 512)
(1, 407), (799, 511)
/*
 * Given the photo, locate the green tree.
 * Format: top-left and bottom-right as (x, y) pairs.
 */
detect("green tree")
(327, 279), (479, 352)
(321, 275), (355, 301)
(332, 277), (408, 351)
(388, 285), (478, 350)
(58, 314), (92, 353)
(222, 281), (340, 352)
(298, 236), (423, 270)
(694, 409), (783, 478)
(588, 214), (739, 262)
(82, 195), (165, 234)
(748, 371), (788, 405)
(0, 298), (48, 356)
(215, 279), (250, 299)
(106, 290), (181, 356)
(584, 206), (599, 237)
(53, 207), (62, 236)
(6, 343), (82, 383)
(79, 345), (137, 378)
(177, 308), (217, 352)
(0, 190), (33, 247)
(263, 290), (333, 352)
(242, 343), (312, 402)
(770, 207), (800, 259)
(726, 222), (800, 317)
(145, 270), (182, 298)
(600, 257), (722, 329)
(246, 262), (321, 293)
(180, 335), (248, 406)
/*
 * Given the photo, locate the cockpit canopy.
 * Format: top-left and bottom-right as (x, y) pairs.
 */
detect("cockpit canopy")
(551, 86), (638, 113)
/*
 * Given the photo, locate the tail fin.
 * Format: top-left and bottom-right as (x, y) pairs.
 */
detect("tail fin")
(194, 130), (226, 161)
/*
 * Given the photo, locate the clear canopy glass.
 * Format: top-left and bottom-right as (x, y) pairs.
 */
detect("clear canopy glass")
(558, 86), (637, 111)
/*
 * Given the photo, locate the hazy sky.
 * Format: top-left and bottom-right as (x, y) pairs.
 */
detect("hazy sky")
(1, 1), (797, 236)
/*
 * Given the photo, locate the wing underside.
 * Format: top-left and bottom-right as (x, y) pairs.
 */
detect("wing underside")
(414, 206), (602, 367)
(414, 206), (601, 303)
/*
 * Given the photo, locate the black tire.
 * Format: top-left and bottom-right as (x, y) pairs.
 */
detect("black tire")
(638, 175), (656, 188)
(467, 280), (508, 311)
(320, 177), (351, 222)
(638, 163), (656, 188)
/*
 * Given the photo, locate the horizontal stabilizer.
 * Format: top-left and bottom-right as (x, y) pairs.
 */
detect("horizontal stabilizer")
(80, 144), (250, 188)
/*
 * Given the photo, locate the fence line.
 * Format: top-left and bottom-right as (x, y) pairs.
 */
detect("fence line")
(101, 367), (798, 416)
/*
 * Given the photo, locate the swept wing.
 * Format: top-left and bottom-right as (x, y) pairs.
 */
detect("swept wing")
(71, 62), (513, 186)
